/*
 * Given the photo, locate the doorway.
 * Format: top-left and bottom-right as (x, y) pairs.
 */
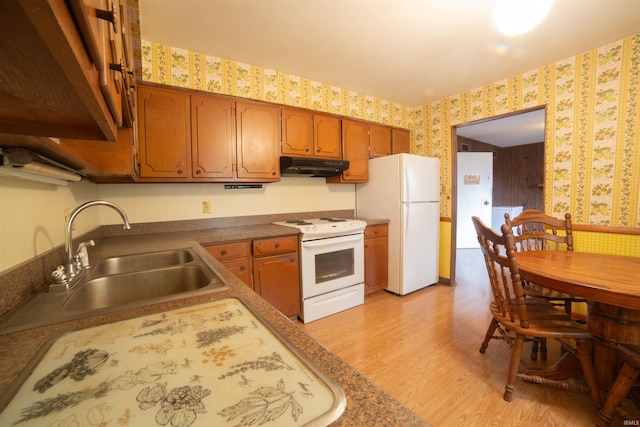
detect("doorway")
(456, 152), (493, 248)
(450, 107), (546, 283)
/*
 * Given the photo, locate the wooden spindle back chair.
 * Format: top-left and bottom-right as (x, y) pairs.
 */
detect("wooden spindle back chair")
(472, 216), (600, 405)
(505, 209), (584, 317)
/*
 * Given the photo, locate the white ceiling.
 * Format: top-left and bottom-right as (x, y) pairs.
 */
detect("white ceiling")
(139, 0), (640, 107)
(457, 109), (546, 147)
(138, 0), (639, 146)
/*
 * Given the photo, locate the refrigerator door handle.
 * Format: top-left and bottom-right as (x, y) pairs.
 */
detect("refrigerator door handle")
(403, 168), (409, 202)
(404, 203), (409, 241)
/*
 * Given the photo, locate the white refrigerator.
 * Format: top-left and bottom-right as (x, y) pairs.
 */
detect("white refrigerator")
(356, 153), (440, 295)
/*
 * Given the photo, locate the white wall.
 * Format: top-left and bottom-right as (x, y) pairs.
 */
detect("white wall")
(0, 177), (355, 272)
(0, 178), (100, 272)
(97, 177), (355, 222)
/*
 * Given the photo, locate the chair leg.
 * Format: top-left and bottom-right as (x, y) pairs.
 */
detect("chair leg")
(597, 363), (640, 427)
(504, 334), (524, 402)
(531, 339), (539, 360)
(480, 318), (498, 354)
(575, 339), (602, 406)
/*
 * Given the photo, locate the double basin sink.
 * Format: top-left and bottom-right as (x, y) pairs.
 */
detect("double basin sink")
(0, 248), (228, 334)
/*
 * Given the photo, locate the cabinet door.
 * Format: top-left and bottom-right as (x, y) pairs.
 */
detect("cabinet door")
(191, 94), (235, 179)
(138, 86), (190, 178)
(68, 0), (123, 127)
(364, 224), (389, 295)
(205, 241), (253, 288)
(369, 124), (391, 157)
(220, 258), (253, 289)
(281, 108), (313, 157)
(313, 114), (341, 158)
(236, 101), (280, 181)
(328, 119), (369, 182)
(253, 254), (300, 317)
(392, 128), (410, 154)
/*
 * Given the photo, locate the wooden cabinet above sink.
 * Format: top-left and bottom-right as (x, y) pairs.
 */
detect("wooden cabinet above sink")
(0, 0), (135, 142)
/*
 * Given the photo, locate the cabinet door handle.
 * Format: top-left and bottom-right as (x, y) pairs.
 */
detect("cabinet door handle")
(240, 266), (246, 272)
(221, 250), (227, 256)
(195, 169), (202, 175)
(96, 1), (119, 33)
(177, 169), (183, 175)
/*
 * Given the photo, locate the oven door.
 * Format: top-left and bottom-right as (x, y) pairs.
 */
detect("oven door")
(300, 233), (364, 299)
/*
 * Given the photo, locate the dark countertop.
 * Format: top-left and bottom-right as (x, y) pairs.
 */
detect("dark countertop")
(0, 219), (428, 426)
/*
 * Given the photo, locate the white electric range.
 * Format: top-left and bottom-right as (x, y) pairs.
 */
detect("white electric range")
(273, 218), (366, 322)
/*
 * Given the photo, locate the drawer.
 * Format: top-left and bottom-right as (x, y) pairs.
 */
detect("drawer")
(253, 236), (298, 256)
(364, 224), (388, 239)
(205, 241), (251, 260)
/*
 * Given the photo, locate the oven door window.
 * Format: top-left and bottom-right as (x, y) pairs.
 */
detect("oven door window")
(315, 248), (354, 284)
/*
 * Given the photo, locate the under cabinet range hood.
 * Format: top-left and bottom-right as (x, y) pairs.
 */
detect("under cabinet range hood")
(280, 156), (349, 177)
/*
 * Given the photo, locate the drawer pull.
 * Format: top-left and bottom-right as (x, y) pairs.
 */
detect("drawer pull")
(221, 250), (227, 256)
(275, 243), (280, 249)
(240, 266), (246, 272)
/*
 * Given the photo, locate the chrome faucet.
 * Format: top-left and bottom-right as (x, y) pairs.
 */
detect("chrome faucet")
(52, 200), (131, 290)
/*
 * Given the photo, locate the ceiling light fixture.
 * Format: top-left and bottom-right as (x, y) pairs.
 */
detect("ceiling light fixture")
(494, 0), (553, 36)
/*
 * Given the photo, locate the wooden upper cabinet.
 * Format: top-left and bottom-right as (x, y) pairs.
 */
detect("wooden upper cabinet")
(0, 0), (118, 141)
(281, 109), (341, 159)
(281, 108), (313, 156)
(236, 101), (280, 181)
(314, 114), (341, 158)
(327, 119), (369, 183)
(392, 128), (411, 154)
(191, 94), (235, 180)
(137, 86), (190, 178)
(369, 124), (392, 157)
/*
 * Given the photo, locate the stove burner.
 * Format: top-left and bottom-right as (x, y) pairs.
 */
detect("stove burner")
(286, 220), (312, 225)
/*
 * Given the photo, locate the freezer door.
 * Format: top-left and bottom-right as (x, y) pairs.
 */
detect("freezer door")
(398, 201), (439, 294)
(400, 154), (440, 203)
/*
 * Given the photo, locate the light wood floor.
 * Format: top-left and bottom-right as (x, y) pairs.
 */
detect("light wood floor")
(298, 248), (639, 426)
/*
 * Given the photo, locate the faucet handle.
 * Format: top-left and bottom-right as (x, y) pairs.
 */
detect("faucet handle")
(51, 265), (68, 284)
(76, 240), (95, 268)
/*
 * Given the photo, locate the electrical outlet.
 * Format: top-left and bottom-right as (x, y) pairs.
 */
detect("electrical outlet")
(64, 208), (75, 230)
(202, 201), (212, 214)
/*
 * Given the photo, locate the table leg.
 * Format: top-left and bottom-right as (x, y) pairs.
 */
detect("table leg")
(522, 350), (583, 380)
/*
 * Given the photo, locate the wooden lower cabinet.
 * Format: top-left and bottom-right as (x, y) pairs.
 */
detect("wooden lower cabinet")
(203, 241), (252, 288)
(253, 253), (300, 317)
(252, 236), (300, 317)
(203, 235), (300, 317)
(364, 224), (389, 295)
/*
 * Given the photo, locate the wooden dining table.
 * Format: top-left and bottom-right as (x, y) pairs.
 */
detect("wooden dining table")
(515, 250), (640, 390)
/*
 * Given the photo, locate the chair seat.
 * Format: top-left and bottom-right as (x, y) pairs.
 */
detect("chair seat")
(491, 305), (591, 340)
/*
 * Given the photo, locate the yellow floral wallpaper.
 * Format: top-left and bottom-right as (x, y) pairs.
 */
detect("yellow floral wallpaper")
(141, 42), (410, 130)
(141, 34), (639, 229)
(413, 34), (639, 228)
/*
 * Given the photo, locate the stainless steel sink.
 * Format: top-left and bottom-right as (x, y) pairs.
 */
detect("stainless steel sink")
(0, 248), (228, 334)
(64, 265), (210, 311)
(90, 249), (194, 276)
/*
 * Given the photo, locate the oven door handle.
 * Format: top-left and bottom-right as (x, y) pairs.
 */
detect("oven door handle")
(301, 233), (363, 248)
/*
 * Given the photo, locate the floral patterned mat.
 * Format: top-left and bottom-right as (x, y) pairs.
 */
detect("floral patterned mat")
(0, 298), (345, 427)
